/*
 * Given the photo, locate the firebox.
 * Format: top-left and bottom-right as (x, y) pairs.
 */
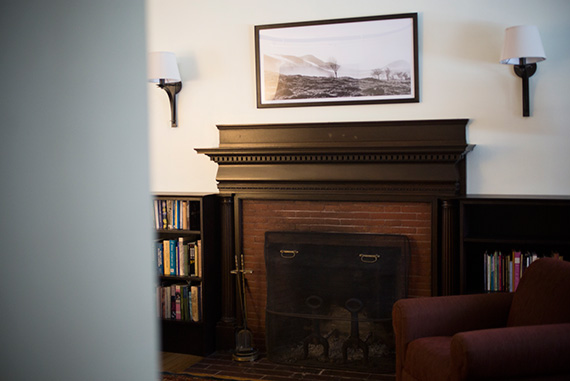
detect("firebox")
(264, 231), (409, 372)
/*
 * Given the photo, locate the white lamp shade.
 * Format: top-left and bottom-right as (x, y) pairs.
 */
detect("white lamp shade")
(148, 51), (181, 83)
(500, 25), (546, 65)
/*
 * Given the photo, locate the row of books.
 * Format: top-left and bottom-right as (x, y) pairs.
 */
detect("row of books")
(157, 283), (202, 322)
(153, 199), (200, 231)
(483, 250), (563, 292)
(156, 238), (202, 277)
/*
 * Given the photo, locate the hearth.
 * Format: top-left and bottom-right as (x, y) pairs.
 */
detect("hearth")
(264, 231), (409, 373)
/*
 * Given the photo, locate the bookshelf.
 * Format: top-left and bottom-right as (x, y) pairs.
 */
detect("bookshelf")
(459, 196), (570, 294)
(154, 193), (221, 355)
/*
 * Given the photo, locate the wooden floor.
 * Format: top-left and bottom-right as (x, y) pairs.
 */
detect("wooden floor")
(181, 351), (396, 380)
(161, 351), (203, 373)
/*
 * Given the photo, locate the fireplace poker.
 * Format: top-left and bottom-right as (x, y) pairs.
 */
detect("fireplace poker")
(231, 253), (258, 362)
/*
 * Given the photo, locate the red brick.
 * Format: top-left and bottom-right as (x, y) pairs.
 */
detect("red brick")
(241, 199), (432, 347)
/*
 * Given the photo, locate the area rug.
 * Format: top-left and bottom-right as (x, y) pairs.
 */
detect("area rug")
(162, 372), (260, 381)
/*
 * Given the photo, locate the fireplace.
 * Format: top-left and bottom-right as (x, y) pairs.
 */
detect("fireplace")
(265, 231), (409, 373)
(196, 119), (473, 354)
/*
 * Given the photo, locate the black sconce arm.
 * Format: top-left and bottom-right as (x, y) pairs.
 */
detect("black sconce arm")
(157, 79), (182, 127)
(513, 58), (537, 117)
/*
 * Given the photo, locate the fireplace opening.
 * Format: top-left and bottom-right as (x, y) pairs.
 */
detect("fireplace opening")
(264, 231), (409, 373)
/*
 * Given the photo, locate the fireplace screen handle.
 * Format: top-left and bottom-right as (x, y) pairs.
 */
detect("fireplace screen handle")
(359, 254), (380, 263)
(280, 250), (298, 259)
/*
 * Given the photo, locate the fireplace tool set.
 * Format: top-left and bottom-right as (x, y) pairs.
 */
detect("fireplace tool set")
(231, 253), (259, 361)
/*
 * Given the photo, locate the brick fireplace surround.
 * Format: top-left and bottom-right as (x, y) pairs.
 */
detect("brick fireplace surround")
(243, 199), (431, 350)
(196, 119), (473, 352)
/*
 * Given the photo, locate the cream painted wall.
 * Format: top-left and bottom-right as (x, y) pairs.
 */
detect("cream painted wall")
(146, 0), (570, 196)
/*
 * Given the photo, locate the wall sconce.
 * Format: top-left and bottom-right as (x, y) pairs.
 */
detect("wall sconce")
(500, 25), (546, 117)
(148, 51), (182, 127)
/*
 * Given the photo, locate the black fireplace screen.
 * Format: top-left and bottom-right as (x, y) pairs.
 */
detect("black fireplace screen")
(264, 231), (410, 372)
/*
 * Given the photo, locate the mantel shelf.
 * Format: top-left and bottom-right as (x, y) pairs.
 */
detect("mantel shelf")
(196, 119), (473, 197)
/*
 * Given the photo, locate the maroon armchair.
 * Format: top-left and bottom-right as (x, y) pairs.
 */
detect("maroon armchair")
(392, 258), (570, 381)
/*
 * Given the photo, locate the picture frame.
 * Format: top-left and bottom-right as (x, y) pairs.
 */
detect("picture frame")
(254, 13), (419, 108)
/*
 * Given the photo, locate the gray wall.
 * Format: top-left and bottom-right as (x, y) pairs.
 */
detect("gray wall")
(0, 2), (158, 380)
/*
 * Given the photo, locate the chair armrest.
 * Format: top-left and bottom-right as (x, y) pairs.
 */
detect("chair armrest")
(393, 293), (513, 343)
(451, 323), (570, 379)
(392, 293), (513, 380)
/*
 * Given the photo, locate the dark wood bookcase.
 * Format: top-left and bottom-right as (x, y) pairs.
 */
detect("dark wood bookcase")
(459, 196), (570, 294)
(154, 193), (221, 355)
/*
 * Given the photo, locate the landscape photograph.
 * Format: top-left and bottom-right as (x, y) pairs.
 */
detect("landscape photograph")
(255, 14), (418, 107)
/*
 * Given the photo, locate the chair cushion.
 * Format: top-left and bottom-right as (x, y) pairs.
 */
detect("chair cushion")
(508, 258), (570, 327)
(404, 336), (451, 381)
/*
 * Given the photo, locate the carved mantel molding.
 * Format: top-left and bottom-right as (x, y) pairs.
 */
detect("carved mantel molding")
(196, 119), (473, 197)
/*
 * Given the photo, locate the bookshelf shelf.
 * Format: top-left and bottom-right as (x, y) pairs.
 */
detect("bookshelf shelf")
(459, 196), (570, 294)
(154, 194), (221, 356)
(156, 229), (202, 235)
(462, 237), (570, 246)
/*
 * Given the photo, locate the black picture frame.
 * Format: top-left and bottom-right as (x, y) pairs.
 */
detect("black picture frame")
(255, 13), (419, 108)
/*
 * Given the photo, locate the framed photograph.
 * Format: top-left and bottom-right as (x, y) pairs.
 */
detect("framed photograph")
(255, 13), (419, 108)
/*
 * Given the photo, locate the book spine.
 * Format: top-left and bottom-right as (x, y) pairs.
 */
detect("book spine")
(164, 287), (171, 319)
(156, 241), (164, 276)
(161, 200), (168, 230)
(163, 240), (170, 276)
(196, 239), (202, 277)
(169, 240), (176, 276)
(513, 250), (521, 291)
(189, 243), (196, 276)
(191, 285), (200, 322)
(182, 201), (188, 230)
(153, 200), (160, 230)
(175, 284), (182, 320)
(185, 284), (191, 321)
(170, 286), (176, 319)
(178, 238), (188, 276)
(167, 200), (173, 229)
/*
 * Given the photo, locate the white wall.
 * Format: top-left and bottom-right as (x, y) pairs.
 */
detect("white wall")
(147, 0), (570, 196)
(0, 2), (158, 380)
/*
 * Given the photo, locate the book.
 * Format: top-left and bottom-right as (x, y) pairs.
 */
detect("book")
(156, 240), (164, 276)
(169, 240), (176, 276)
(167, 200), (173, 229)
(190, 285), (201, 322)
(174, 284), (182, 320)
(153, 200), (161, 229)
(170, 285), (176, 319)
(178, 237), (189, 276)
(163, 240), (171, 276)
(182, 200), (188, 230)
(196, 239), (202, 277)
(163, 286), (171, 319)
(185, 284), (191, 321)
(189, 243), (196, 276)
(513, 250), (521, 291)
(161, 200), (168, 230)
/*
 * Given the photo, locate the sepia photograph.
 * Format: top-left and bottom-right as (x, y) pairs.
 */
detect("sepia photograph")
(255, 13), (419, 108)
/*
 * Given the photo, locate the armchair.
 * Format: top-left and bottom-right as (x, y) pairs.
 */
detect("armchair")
(392, 258), (570, 380)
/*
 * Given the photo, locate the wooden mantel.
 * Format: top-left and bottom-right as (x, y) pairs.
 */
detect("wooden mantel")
(196, 119), (473, 197)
